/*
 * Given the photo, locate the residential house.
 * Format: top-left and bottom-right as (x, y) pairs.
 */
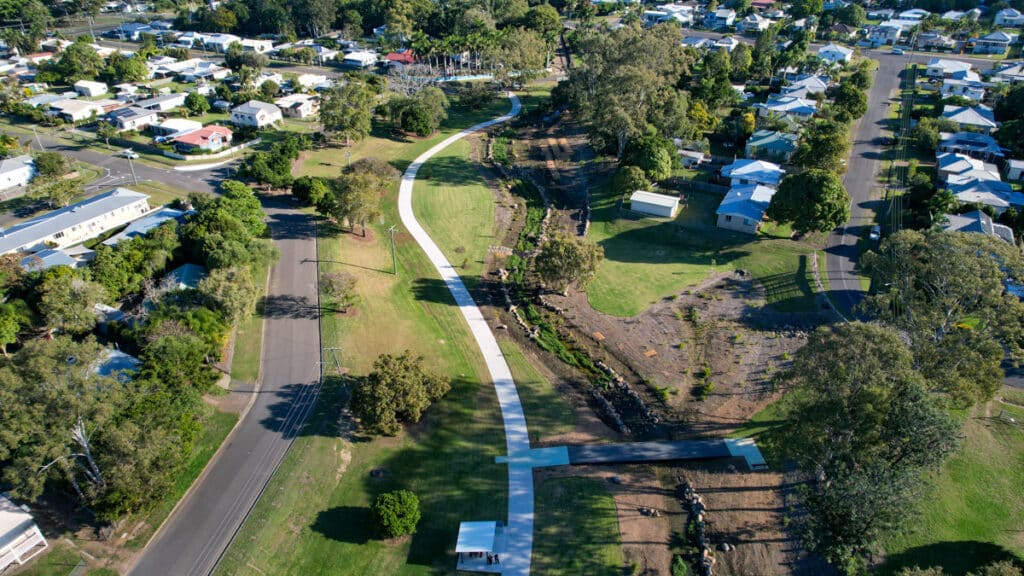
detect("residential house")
(948, 178), (1023, 213)
(0, 495), (47, 573)
(991, 61), (1024, 84)
(239, 38), (274, 53)
(941, 105), (998, 134)
(867, 8), (895, 20)
(995, 8), (1024, 27)
(0, 188), (150, 254)
(898, 8), (930, 20)
(24, 93), (63, 108)
(654, 4), (694, 26)
(754, 95), (818, 123)
(682, 36), (715, 49)
(19, 248), (81, 271)
(105, 106), (159, 131)
(721, 158), (785, 187)
(102, 207), (187, 246)
(47, 99), (107, 122)
(917, 32), (956, 50)
(0, 155), (35, 192)
(941, 210), (1015, 243)
(938, 131), (1005, 160)
(152, 118), (202, 138)
(295, 73), (330, 90)
(940, 10), (967, 21)
(705, 8), (736, 29)
(73, 80), (107, 97)
(629, 190), (680, 218)
(679, 150), (707, 168)
(868, 23), (903, 45)
(203, 33), (242, 53)
(115, 22), (151, 41)
(385, 51), (416, 67)
(763, 8), (786, 20)
(230, 100), (281, 128)
(941, 76), (989, 101)
(737, 14), (770, 34)
(744, 130), (799, 162)
(173, 125), (233, 153)
(936, 152), (995, 181)
(782, 74), (829, 98)
(818, 43), (853, 65)
(823, 0), (849, 10)
(274, 93), (319, 118)
(152, 58), (228, 82)
(926, 58), (972, 78)
(827, 23), (857, 39)
(1006, 159), (1024, 181)
(716, 184), (777, 234)
(947, 168), (1004, 189)
(974, 32), (1015, 55)
(342, 51), (378, 68)
(134, 92), (187, 111)
(713, 36), (741, 52)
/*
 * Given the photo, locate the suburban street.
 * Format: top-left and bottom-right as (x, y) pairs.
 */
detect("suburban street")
(128, 197), (322, 576)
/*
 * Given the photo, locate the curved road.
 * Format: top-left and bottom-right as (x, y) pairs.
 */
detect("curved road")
(396, 93), (537, 576)
(129, 197), (322, 575)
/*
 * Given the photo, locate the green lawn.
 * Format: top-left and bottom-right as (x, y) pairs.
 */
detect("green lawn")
(586, 186), (817, 317)
(498, 339), (575, 442)
(123, 405), (237, 549)
(230, 259), (271, 386)
(878, 401), (1024, 575)
(531, 477), (624, 575)
(15, 540), (84, 576)
(412, 138), (495, 285)
(215, 97), (529, 575)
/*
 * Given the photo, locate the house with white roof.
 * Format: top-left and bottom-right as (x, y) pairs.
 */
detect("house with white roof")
(0, 188), (150, 255)
(995, 8), (1024, 27)
(342, 51), (378, 68)
(974, 32), (1015, 55)
(867, 8), (895, 19)
(0, 495), (47, 572)
(898, 8), (930, 20)
(134, 92), (187, 111)
(47, 99), (107, 122)
(716, 183), (777, 234)
(73, 80), (108, 97)
(991, 61), (1024, 84)
(648, 4), (694, 26)
(230, 100), (282, 128)
(938, 132), (1005, 160)
(918, 32), (956, 50)
(1006, 159), (1024, 181)
(948, 179), (1023, 213)
(295, 73), (330, 90)
(682, 36), (715, 49)
(941, 105), (998, 134)
(105, 106), (159, 131)
(754, 95), (818, 124)
(239, 38), (274, 53)
(818, 43), (853, 65)
(936, 152), (995, 182)
(721, 159), (785, 187)
(941, 76), (989, 102)
(153, 58), (229, 82)
(274, 93), (319, 118)
(152, 118), (202, 138)
(868, 23), (903, 45)
(926, 59), (973, 78)
(941, 210), (1014, 243)
(713, 36), (741, 53)
(102, 207), (186, 246)
(782, 74), (829, 98)
(0, 155), (35, 192)
(737, 14), (770, 34)
(203, 33), (242, 53)
(629, 190), (680, 218)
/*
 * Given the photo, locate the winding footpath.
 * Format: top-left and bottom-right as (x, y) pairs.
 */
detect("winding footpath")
(396, 94), (536, 576)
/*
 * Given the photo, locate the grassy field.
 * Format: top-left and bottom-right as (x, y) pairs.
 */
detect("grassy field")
(878, 400), (1024, 575)
(125, 405), (238, 549)
(229, 259), (271, 386)
(498, 339), (575, 442)
(532, 477), (624, 575)
(412, 138), (496, 286)
(587, 185), (818, 317)
(214, 97), (536, 575)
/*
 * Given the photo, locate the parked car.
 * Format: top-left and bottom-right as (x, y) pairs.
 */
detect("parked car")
(891, 47), (904, 55)
(119, 149), (139, 159)
(869, 225), (881, 241)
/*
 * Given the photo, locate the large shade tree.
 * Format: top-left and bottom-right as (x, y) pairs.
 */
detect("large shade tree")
(766, 169), (850, 234)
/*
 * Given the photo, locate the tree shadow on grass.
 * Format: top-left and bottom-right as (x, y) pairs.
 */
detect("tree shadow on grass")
(415, 153), (485, 187)
(877, 541), (1023, 576)
(411, 277), (459, 306)
(311, 506), (374, 544)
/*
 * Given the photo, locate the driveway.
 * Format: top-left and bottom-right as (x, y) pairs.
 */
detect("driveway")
(128, 198), (322, 576)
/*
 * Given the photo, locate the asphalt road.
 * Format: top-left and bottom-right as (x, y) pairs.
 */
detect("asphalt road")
(825, 52), (906, 316)
(128, 197), (322, 576)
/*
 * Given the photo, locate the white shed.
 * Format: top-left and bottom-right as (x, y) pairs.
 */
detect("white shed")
(73, 80), (108, 97)
(629, 190), (680, 218)
(0, 155), (35, 192)
(1006, 159), (1024, 181)
(343, 51), (378, 68)
(0, 495), (47, 572)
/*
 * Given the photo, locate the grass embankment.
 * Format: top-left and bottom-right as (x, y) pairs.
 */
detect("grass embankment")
(216, 96), (528, 575)
(733, 397), (1024, 575)
(412, 138), (496, 286)
(498, 340), (575, 442)
(586, 183), (819, 317)
(532, 477), (624, 575)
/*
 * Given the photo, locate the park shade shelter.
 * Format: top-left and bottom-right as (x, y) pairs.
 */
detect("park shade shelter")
(455, 521), (507, 573)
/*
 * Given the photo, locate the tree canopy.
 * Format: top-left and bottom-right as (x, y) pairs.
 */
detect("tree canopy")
(767, 169), (850, 234)
(534, 233), (604, 293)
(350, 351), (451, 435)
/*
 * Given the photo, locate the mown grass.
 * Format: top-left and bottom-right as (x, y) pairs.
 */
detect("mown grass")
(532, 477), (624, 575)
(229, 259), (271, 386)
(586, 185), (817, 317)
(15, 540), (84, 576)
(412, 138), (496, 285)
(215, 97), (526, 575)
(498, 339), (576, 442)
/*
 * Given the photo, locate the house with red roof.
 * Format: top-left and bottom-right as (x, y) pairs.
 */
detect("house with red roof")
(386, 51), (416, 67)
(173, 125), (233, 153)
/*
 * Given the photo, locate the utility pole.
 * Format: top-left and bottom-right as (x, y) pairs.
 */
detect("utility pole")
(323, 347), (343, 376)
(388, 225), (398, 275)
(127, 156), (138, 185)
(30, 126), (43, 151)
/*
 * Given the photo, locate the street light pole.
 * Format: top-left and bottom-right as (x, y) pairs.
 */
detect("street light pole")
(388, 225), (398, 275)
(127, 157), (138, 185)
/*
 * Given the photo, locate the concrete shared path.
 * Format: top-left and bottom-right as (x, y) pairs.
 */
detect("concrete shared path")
(397, 93), (538, 576)
(129, 198), (322, 576)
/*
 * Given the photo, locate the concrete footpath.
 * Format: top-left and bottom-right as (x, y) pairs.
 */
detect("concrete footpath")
(397, 93), (535, 576)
